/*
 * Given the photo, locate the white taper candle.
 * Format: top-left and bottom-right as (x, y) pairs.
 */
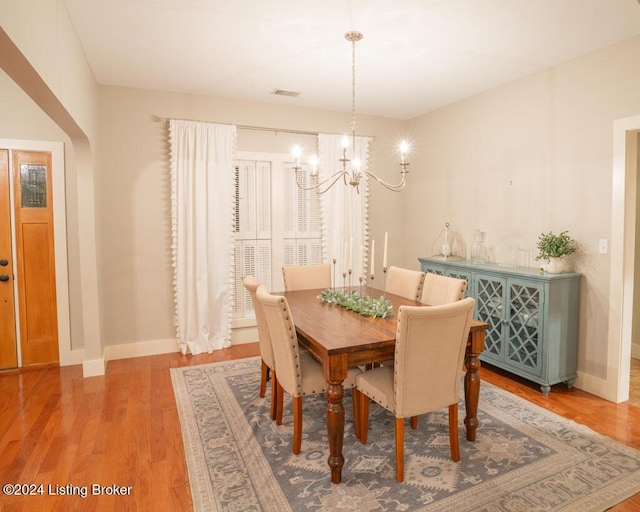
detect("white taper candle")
(383, 232), (388, 268)
(370, 239), (375, 275)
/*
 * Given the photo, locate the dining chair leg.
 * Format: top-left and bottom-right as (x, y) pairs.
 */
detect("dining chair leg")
(448, 403), (460, 462)
(260, 360), (268, 398)
(293, 396), (303, 454)
(410, 416), (418, 429)
(352, 388), (360, 439)
(359, 393), (370, 444)
(269, 371), (278, 421)
(276, 381), (284, 425)
(395, 417), (405, 482)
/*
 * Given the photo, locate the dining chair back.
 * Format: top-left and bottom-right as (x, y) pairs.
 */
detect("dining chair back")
(384, 266), (425, 301)
(354, 297), (476, 482)
(243, 275), (278, 419)
(256, 285), (360, 454)
(420, 272), (468, 305)
(282, 263), (331, 291)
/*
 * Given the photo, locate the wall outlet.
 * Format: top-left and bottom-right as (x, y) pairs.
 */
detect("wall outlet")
(599, 239), (608, 254)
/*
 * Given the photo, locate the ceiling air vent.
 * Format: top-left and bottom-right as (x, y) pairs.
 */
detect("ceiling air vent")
(271, 89), (300, 97)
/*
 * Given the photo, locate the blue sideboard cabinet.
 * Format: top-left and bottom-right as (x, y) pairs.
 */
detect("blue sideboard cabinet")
(419, 257), (581, 395)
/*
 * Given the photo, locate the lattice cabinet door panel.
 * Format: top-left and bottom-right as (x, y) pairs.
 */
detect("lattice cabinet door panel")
(421, 262), (473, 297)
(504, 279), (544, 377)
(422, 264), (444, 276)
(473, 273), (506, 363)
(445, 268), (473, 297)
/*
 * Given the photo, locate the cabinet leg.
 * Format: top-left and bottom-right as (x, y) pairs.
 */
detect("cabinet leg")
(540, 384), (550, 396)
(566, 378), (575, 390)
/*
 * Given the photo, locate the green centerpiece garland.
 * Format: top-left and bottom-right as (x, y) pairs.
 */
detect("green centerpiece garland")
(318, 289), (394, 318)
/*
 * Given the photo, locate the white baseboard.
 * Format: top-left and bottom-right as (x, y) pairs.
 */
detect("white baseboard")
(232, 326), (258, 345)
(100, 330), (258, 363)
(83, 358), (106, 377)
(103, 338), (180, 361)
(76, 328), (257, 377)
(574, 370), (620, 403)
(60, 348), (86, 367)
(631, 343), (640, 360)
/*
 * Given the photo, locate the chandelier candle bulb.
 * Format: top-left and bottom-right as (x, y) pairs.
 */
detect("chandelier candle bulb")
(293, 145), (301, 166)
(400, 141), (408, 164)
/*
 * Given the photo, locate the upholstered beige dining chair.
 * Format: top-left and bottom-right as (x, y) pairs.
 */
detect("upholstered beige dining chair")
(243, 275), (278, 420)
(282, 263), (332, 291)
(257, 285), (360, 454)
(384, 266), (425, 301)
(420, 273), (468, 305)
(353, 297), (476, 482)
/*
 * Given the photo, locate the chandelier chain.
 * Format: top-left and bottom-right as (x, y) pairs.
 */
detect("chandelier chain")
(351, 36), (357, 140)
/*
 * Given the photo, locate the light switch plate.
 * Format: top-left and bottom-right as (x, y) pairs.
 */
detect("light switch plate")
(599, 239), (608, 254)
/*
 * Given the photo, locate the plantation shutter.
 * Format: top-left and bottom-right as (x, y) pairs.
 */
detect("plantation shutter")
(234, 161), (272, 319)
(283, 161), (322, 266)
(233, 153), (323, 320)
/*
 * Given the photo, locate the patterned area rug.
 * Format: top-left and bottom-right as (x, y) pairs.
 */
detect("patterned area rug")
(170, 357), (640, 511)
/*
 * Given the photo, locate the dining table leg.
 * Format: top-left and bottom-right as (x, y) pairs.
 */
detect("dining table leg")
(463, 329), (485, 442)
(326, 379), (345, 484)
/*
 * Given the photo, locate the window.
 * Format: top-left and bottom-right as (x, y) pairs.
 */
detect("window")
(233, 152), (322, 322)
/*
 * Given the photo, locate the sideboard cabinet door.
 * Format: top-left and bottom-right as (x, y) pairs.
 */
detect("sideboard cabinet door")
(474, 273), (505, 364)
(504, 279), (544, 378)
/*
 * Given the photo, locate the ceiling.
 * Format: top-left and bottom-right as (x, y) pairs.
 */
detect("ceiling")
(63, 0), (640, 120)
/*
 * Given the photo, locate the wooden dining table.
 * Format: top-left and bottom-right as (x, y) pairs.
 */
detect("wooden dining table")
(281, 287), (489, 484)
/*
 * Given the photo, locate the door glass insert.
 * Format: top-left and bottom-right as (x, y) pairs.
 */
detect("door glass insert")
(20, 164), (47, 208)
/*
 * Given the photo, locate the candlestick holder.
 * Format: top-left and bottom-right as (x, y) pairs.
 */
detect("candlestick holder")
(369, 274), (375, 298)
(359, 275), (364, 297)
(382, 266), (388, 299)
(332, 258), (337, 290)
(348, 269), (353, 294)
(342, 272), (347, 291)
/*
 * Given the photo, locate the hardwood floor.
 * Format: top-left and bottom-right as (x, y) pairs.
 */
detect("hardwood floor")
(0, 343), (638, 511)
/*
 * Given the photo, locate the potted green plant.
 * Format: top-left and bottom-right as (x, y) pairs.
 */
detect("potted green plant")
(536, 231), (576, 273)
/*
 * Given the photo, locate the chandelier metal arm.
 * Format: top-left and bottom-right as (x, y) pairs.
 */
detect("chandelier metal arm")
(364, 168), (409, 192)
(293, 168), (350, 193)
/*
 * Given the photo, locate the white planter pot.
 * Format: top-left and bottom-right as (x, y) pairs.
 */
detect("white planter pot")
(545, 256), (570, 274)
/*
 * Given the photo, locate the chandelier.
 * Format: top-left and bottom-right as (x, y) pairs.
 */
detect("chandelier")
(292, 31), (410, 194)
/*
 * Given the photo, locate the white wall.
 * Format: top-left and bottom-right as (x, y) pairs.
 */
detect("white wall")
(406, 35), (640, 395)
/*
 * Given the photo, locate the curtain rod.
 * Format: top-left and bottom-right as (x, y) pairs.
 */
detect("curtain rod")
(238, 124), (319, 137)
(154, 115), (319, 136)
(154, 115), (374, 139)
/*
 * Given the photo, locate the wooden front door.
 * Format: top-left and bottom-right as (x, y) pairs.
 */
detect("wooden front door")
(0, 150), (18, 369)
(12, 150), (59, 366)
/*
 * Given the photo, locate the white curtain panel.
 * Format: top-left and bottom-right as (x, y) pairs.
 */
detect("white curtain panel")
(170, 120), (237, 354)
(318, 134), (371, 284)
